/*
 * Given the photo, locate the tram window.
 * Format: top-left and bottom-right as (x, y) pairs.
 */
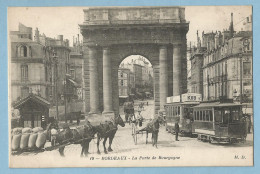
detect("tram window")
(215, 110), (222, 122)
(223, 109), (230, 124)
(199, 111), (202, 120)
(209, 111), (213, 121)
(230, 108), (240, 122)
(206, 111), (209, 121)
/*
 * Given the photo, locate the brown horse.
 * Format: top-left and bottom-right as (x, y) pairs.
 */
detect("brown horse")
(137, 116), (164, 148)
(46, 120), (96, 157)
(94, 114), (125, 154)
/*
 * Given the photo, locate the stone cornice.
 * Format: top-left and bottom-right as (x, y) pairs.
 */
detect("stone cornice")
(11, 57), (45, 64)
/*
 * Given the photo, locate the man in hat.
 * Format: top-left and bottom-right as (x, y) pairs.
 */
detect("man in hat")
(175, 121), (180, 141)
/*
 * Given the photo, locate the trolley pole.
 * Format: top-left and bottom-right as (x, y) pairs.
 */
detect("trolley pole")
(64, 78), (67, 123)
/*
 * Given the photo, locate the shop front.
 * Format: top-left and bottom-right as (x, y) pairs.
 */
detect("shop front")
(13, 94), (50, 129)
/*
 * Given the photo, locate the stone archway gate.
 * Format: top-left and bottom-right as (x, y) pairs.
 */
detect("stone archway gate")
(80, 7), (189, 117)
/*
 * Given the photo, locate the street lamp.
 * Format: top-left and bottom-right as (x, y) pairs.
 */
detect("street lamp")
(239, 53), (243, 104)
(63, 78), (67, 123)
(53, 52), (59, 120)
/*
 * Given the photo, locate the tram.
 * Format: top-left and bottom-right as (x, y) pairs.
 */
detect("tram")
(164, 93), (201, 136)
(192, 99), (247, 143)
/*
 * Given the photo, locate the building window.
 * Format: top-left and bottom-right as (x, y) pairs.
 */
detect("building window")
(121, 73), (123, 77)
(243, 62), (251, 78)
(21, 87), (29, 98)
(70, 69), (75, 79)
(18, 45), (30, 57)
(21, 65), (28, 81)
(121, 80), (124, 86)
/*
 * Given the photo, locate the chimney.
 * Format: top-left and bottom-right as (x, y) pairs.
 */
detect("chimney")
(34, 27), (40, 43)
(229, 13), (234, 38)
(215, 32), (219, 49)
(57, 35), (63, 41)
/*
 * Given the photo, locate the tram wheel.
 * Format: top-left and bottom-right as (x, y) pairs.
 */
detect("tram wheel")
(208, 137), (212, 143)
(197, 134), (201, 141)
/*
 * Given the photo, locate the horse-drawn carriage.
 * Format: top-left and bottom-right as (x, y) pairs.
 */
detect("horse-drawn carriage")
(11, 114), (125, 156)
(131, 115), (164, 147)
(123, 102), (135, 123)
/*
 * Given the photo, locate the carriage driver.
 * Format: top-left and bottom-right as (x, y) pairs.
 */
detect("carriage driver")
(136, 112), (144, 127)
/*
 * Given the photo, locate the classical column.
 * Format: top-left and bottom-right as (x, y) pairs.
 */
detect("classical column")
(89, 47), (100, 114)
(159, 45), (168, 110)
(102, 47), (113, 114)
(173, 44), (182, 96)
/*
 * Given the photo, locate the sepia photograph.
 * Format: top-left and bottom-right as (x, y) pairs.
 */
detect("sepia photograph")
(8, 6), (253, 168)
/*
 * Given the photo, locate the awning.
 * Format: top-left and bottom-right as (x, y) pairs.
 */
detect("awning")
(13, 94), (50, 109)
(68, 78), (80, 87)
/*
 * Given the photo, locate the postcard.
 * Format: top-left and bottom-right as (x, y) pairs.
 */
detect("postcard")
(8, 6), (253, 167)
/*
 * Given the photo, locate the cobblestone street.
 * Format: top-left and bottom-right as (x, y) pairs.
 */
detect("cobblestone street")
(11, 99), (253, 167)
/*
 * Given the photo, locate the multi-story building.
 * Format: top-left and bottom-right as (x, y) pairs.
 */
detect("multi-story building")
(69, 37), (84, 101)
(189, 13), (253, 116)
(133, 64), (143, 90)
(37, 33), (71, 105)
(10, 23), (72, 121)
(190, 31), (207, 95)
(118, 68), (132, 97)
(10, 23), (53, 103)
(202, 31), (252, 103)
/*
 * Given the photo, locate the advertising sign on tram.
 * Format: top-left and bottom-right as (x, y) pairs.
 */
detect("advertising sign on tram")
(181, 93), (202, 102)
(166, 95), (180, 103)
(166, 93), (202, 103)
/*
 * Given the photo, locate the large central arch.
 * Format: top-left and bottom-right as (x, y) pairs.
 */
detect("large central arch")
(80, 7), (189, 117)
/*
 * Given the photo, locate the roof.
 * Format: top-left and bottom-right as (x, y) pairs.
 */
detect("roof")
(13, 94), (50, 109)
(165, 102), (200, 106)
(193, 102), (244, 108)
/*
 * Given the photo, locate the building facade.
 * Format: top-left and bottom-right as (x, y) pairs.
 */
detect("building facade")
(10, 23), (53, 104)
(202, 31), (252, 104)
(188, 13), (253, 117)
(38, 33), (71, 105)
(118, 68), (131, 97)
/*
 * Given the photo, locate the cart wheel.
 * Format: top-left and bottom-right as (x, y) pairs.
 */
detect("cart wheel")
(133, 133), (137, 145)
(132, 124), (137, 145)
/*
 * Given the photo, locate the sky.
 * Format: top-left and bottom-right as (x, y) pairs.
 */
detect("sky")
(8, 6), (252, 47)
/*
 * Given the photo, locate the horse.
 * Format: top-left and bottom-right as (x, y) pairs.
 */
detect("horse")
(137, 115), (165, 148)
(46, 120), (96, 157)
(94, 114), (125, 154)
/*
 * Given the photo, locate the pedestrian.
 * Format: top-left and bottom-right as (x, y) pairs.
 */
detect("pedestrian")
(77, 116), (80, 126)
(175, 121), (180, 141)
(147, 101), (148, 106)
(137, 112), (143, 127)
